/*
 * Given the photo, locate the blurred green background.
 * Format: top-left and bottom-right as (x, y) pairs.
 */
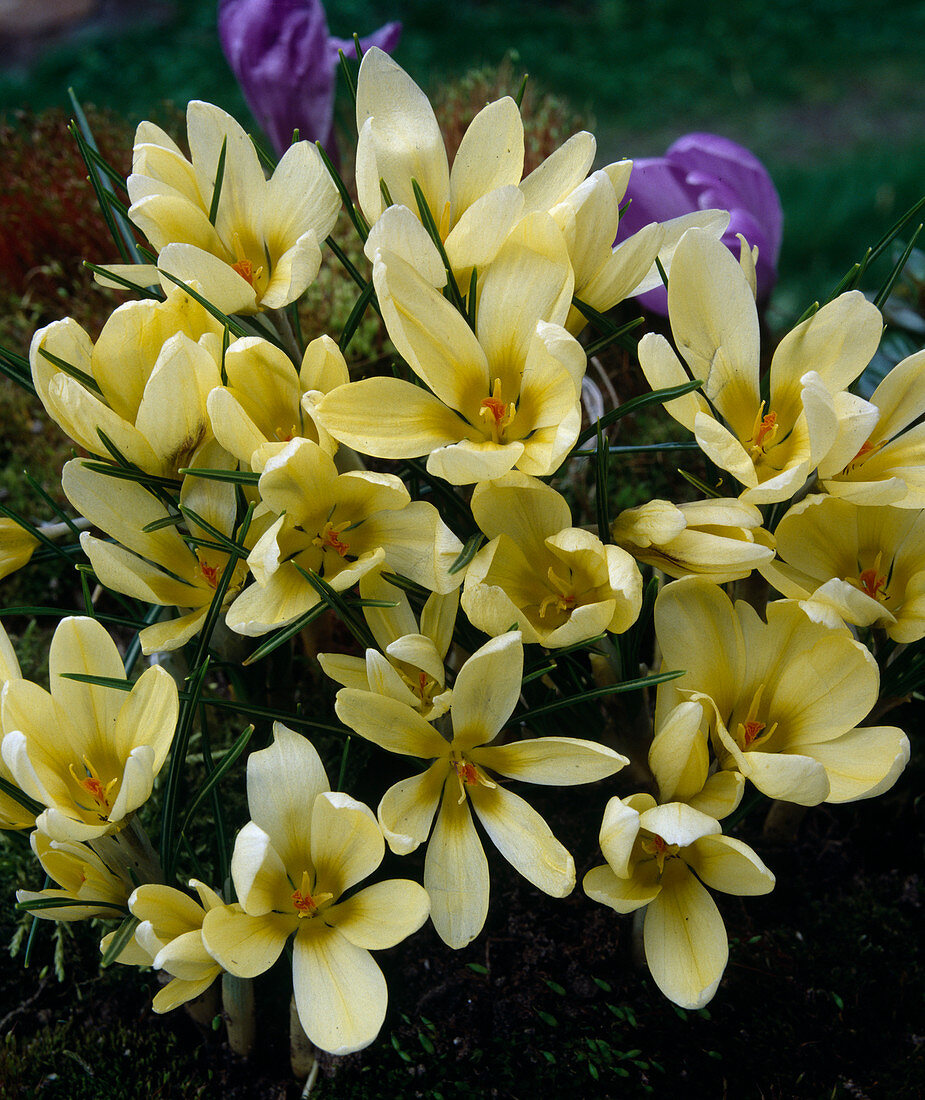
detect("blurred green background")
(2, 0), (924, 322)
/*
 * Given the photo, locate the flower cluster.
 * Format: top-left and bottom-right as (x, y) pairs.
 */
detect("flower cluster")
(0, 40), (917, 1064)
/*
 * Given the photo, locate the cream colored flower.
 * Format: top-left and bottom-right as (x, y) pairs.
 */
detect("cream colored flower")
(16, 830), (131, 921)
(760, 495), (925, 643)
(201, 723), (429, 1055)
(63, 443), (251, 654)
(319, 573), (457, 721)
(31, 285), (225, 478)
(124, 881), (225, 1012)
(654, 577), (910, 805)
(0, 519), (39, 581)
(1, 616), (179, 842)
(638, 229), (883, 503)
(225, 437), (462, 637)
(548, 162), (729, 335)
(0, 624), (33, 831)
(610, 497), (774, 583)
(355, 47), (526, 286)
(312, 215), (583, 486)
(208, 334), (349, 471)
(818, 350), (925, 507)
(462, 472), (641, 646)
(335, 631), (627, 948)
(122, 101), (339, 313)
(584, 796), (774, 1009)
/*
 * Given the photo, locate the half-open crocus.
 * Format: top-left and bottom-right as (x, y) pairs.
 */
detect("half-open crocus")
(1, 617), (179, 843)
(335, 631), (627, 949)
(224, 437), (462, 637)
(584, 795), (774, 1009)
(616, 132), (783, 313)
(610, 497), (774, 583)
(319, 573), (458, 722)
(202, 723), (429, 1055)
(219, 0), (401, 157)
(462, 472), (642, 646)
(0, 623), (33, 832)
(759, 495), (925, 643)
(122, 100), (340, 314)
(16, 831), (131, 921)
(654, 577), (910, 805)
(638, 228), (883, 504)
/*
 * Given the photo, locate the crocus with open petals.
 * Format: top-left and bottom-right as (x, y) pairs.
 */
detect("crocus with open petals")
(202, 723), (429, 1055)
(1, 617), (179, 843)
(584, 795), (774, 1008)
(335, 631), (627, 948)
(654, 577), (910, 805)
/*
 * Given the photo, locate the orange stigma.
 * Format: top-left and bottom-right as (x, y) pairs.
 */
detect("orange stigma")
(747, 404), (779, 458)
(313, 521), (350, 557)
(291, 889), (318, 917)
(742, 719), (766, 746)
(479, 378), (515, 442)
(859, 567), (887, 601)
(199, 559), (220, 588)
(232, 259), (255, 286)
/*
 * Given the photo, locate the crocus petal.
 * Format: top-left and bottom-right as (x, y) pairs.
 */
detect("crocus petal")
(468, 781), (575, 898)
(450, 631), (523, 750)
(425, 785), (489, 949)
(335, 690), (450, 759)
(377, 761), (449, 855)
(246, 723), (328, 873)
(327, 879), (430, 949)
(293, 921), (388, 1055)
(310, 791), (384, 899)
(473, 737), (626, 785)
(201, 904), (294, 978)
(799, 725), (910, 803)
(583, 862), (660, 914)
(685, 834), (775, 895)
(152, 973), (218, 1014)
(230, 821), (291, 915)
(643, 860), (727, 1010)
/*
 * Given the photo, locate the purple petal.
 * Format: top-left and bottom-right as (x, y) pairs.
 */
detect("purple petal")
(218, 1), (401, 157)
(616, 133), (783, 313)
(666, 133), (783, 265)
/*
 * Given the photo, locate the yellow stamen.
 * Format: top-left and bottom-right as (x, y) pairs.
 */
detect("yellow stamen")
(290, 871), (333, 919)
(438, 199), (452, 242)
(538, 566), (577, 619)
(451, 755), (496, 804)
(478, 378), (516, 444)
(68, 756), (118, 814)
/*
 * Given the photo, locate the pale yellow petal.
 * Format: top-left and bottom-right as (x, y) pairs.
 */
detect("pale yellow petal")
(472, 736), (626, 785)
(424, 785), (489, 949)
(327, 879), (430, 949)
(468, 781), (575, 897)
(201, 904), (294, 978)
(292, 921), (388, 1055)
(643, 860), (727, 1010)
(377, 761), (448, 855)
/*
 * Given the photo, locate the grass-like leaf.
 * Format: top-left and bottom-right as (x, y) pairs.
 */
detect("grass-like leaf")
(515, 668), (684, 723)
(100, 915), (140, 967)
(571, 378), (703, 453)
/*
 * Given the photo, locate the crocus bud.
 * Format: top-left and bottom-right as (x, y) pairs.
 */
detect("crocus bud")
(218, 0), (401, 156)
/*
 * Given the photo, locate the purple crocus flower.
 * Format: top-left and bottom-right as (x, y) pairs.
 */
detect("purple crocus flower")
(617, 133), (783, 314)
(218, 0), (401, 157)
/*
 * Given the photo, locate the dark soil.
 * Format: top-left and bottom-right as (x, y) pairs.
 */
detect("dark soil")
(1, 732), (922, 1100)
